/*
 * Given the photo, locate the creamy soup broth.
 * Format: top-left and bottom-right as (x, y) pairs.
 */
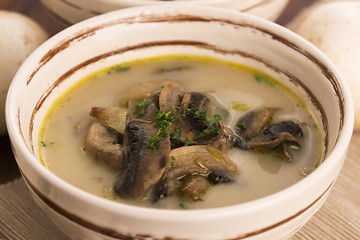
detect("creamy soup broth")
(39, 55), (322, 209)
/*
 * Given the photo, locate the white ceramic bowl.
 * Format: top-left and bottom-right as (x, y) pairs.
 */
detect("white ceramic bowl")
(6, 5), (354, 240)
(40, 0), (289, 24)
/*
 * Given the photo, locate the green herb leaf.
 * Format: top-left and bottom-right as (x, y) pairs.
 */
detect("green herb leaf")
(194, 126), (221, 141)
(183, 108), (192, 118)
(115, 66), (130, 72)
(154, 111), (179, 137)
(185, 108), (221, 126)
(184, 137), (191, 146)
(193, 109), (207, 121)
(184, 109), (222, 141)
(133, 99), (150, 118)
(207, 114), (222, 125)
(40, 141), (46, 147)
(145, 136), (161, 149)
(255, 73), (275, 87)
(236, 122), (247, 130)
(178, 202), (187, 209)
(170, 128), (182, 145)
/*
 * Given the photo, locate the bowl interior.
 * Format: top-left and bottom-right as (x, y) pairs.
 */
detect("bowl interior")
(14, 7), (345, 161)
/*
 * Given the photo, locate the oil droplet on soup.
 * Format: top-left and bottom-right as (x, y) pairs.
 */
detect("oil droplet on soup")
(39, 55), (323, 209)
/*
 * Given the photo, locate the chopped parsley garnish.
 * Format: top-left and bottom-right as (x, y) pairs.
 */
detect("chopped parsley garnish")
(171, 156), (176, 168)
(170, 128), (182, 145)
(255, 73), (275, 87)
(236, 122), (247, 130)
(145, 104), (223, 148)
(178, 202), (187, 209)
(184, 108), (222, 126)
(40, 141), (46, 147)
(133, 99), (150, 118)
(207, 114), (222, 125)
(184, 109), (222, 141)
(193, 109), (207, 121)
(154, 111), (179, 137)
(183, 108), (192, 118)
(184, 137), (191, 146)
(145, 112), (180, 149)
(145, 136), (161, 149)
(115, 66), (130, 72)
(194, 126), (221, 141)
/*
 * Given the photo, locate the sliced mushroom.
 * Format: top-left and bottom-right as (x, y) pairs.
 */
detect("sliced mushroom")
(181, 92), (211, 131)
(230, 134), (249, 150)
(152, 145), (238, 201)
(248, 120), (303, 161)
(208, 170), (234, 184)
(236, 107), (277, 140)
(90, 106), (127, 135)
(118, 80), (169, 106)
(168, 92), (222, 145)
(168, 117), (200, 146)
(208, 133), (231, 152)
(85, 122), (124, 169)
(221, 125), (249, 150)
(114, 120), (170, 199)
(181, 175), (209, 201)
(158, 81), (184, 114)
(128, 94), (160, 121)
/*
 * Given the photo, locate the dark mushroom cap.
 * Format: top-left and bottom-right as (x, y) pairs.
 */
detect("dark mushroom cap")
(236, 107), (277, 140)
(114, 120), (170, 199)
(248, 120), (303, 161)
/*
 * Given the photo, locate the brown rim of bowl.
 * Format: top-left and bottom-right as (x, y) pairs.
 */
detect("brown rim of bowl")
(23, 173), (334, 240)
(56, 0), (281, 16)
(43, 0), (282, 26)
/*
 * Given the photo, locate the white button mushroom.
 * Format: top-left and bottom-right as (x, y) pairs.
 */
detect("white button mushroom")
(288, 0), (360, 130)
(0, 11), (48, 136)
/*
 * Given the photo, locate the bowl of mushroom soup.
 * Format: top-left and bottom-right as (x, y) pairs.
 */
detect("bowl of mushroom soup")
(6, 5), (354, 240)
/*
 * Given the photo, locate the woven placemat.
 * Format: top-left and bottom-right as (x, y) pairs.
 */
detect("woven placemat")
(1, 133), (359, 240)
(291, 131), (360, 240)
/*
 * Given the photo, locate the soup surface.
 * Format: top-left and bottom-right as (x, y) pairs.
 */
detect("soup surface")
(39, 55), (323, 209)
